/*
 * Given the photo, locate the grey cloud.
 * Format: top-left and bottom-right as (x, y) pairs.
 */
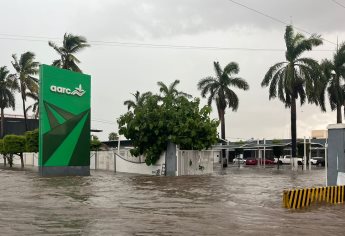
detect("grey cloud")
(2, 0), (343, 40)
(69, 0), (345, 40)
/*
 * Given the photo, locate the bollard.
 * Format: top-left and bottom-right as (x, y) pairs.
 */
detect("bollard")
(283, 185), (345, 209)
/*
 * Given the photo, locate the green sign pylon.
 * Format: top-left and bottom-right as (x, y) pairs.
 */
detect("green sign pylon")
(39, 65), (91, 176)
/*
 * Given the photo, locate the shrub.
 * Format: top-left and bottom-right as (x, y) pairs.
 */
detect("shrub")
(4, 135), (26, 154)
(25, 129), (39, 152)
(90, 139), (101, 151)
(0, 139), (4, 154)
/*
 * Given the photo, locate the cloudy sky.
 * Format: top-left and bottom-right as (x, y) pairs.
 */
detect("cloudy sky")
(0, 0), (344, 141)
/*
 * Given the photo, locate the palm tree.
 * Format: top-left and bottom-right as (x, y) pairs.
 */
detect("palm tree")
(25, 90), (39, 119)
(198, 61), (249, 142)
(157, 80), (191, 104)
(320, 43), (345, 123)
(11, 52), (39, 131)
(261, 25), (323, 158)
(48, 33), (90, 73)
(124, 91), (152, 110)
(0, 66), (19, 137)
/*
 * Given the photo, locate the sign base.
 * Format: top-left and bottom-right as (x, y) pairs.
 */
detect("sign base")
(39, 166), (90, 176)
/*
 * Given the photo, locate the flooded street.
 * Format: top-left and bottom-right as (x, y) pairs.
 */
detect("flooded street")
(0, 166), (344, 236)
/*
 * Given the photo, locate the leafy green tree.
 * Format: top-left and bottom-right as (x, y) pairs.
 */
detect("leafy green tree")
(4, 135), (26, 168)
(48, 33), (90, 73)
(123, 91), (152, 110)
(198, 61), (249, 143)
(11, 52), (39, 131)
(118, 95), (219, 165)
(261, 25), (323, 158)
(108, 132), (118, 141)
(0, 66), (19, 137)
(320, 42), (345, 123)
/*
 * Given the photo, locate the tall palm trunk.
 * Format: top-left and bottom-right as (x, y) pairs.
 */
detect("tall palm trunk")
(219, 110), (226, 141)
(0, 107), (4, 138)
(337, 104), (342, 123)
(21, 93), (28, 131)
(218, 108), (226, 158)
(291, 97), (297, 158)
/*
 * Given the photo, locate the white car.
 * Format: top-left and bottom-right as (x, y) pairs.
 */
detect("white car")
(233, 157), (246, 165)
(310, 157), (325, 166)
(274, 155), (303, 165)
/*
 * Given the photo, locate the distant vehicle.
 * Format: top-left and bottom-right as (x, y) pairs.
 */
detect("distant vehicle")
(245, 158), (257, 165)
(233, 157), (246, 165)
(260, 159), (275, 165)
(310, 157), (325, 166)
(274, 155), (303, 165)
(246, 158), (275, 165)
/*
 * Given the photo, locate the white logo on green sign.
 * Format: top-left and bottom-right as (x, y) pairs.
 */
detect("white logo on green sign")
(50, 84), (86, 97)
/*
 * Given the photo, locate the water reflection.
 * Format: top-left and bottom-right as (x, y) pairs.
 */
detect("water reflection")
(0, 166), (344, 235)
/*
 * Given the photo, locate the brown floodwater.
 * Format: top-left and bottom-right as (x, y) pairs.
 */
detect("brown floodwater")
(0, 165), (344, 236)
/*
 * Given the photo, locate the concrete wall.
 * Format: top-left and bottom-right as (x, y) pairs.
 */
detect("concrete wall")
(0, 149), (216, 176)
(177, 150), (216, 176)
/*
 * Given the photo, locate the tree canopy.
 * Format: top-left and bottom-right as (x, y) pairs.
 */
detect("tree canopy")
(118, 94), (219, 165)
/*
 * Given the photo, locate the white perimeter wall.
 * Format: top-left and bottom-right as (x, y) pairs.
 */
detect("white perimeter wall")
(0, 149), (219, 176)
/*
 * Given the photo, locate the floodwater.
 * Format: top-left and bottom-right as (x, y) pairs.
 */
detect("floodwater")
(0, 165), (344, 236)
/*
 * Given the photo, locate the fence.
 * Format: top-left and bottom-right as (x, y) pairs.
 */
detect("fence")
(0, 149), (217, 176)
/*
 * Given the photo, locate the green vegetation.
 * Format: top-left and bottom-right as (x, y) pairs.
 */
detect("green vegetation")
(25, 90), (39, 119)
(119, 82), (219, 165)
(11, 52), (39, 131)
(0, 66), (19, 137)
(0, 131), (38, 168)
(198, 61), (249, 144)
(261, 25), (323, 158)
(320, 43), (345, 123)
(108, 132), (119, 141)
(123, 91), (152, 111)
(49, 33), (90, 73)
(3, 135), (26, 168)
(25, 129), (39, 153)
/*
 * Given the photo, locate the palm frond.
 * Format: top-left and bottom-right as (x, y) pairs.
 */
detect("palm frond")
(213, 61), (223, 80)
(157, 81), (169, 95)
(261, 62), (286, 87)
(230, 77), (249, 90)
(223, 62), (239, 75)
(224, 88), (239, 111)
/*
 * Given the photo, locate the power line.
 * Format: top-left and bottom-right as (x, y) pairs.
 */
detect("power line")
(225, 0), (337, 46)
(0, 35), (335, 52)
(331, 0), (345, 9)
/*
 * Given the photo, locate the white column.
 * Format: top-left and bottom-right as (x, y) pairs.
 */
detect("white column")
(303, 136), (307, 171)
(263, 139), (266, 168)
(325, 140), (328, 186)
(257, 139), (261, 167)
(117, 136), (121, 155)
(309, 137), (311, 171)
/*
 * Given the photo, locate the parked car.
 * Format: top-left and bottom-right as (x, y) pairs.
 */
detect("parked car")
(246, 158), (275, 165)
(274, 155), (303, 165)
(259, 159), (275, 165)
(310, 157), (325, 166)
(245, 158), (257, 165)
(233, 157), (246, 165)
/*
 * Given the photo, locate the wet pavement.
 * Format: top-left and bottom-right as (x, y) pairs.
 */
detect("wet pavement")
(0, 165), (343, 236)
